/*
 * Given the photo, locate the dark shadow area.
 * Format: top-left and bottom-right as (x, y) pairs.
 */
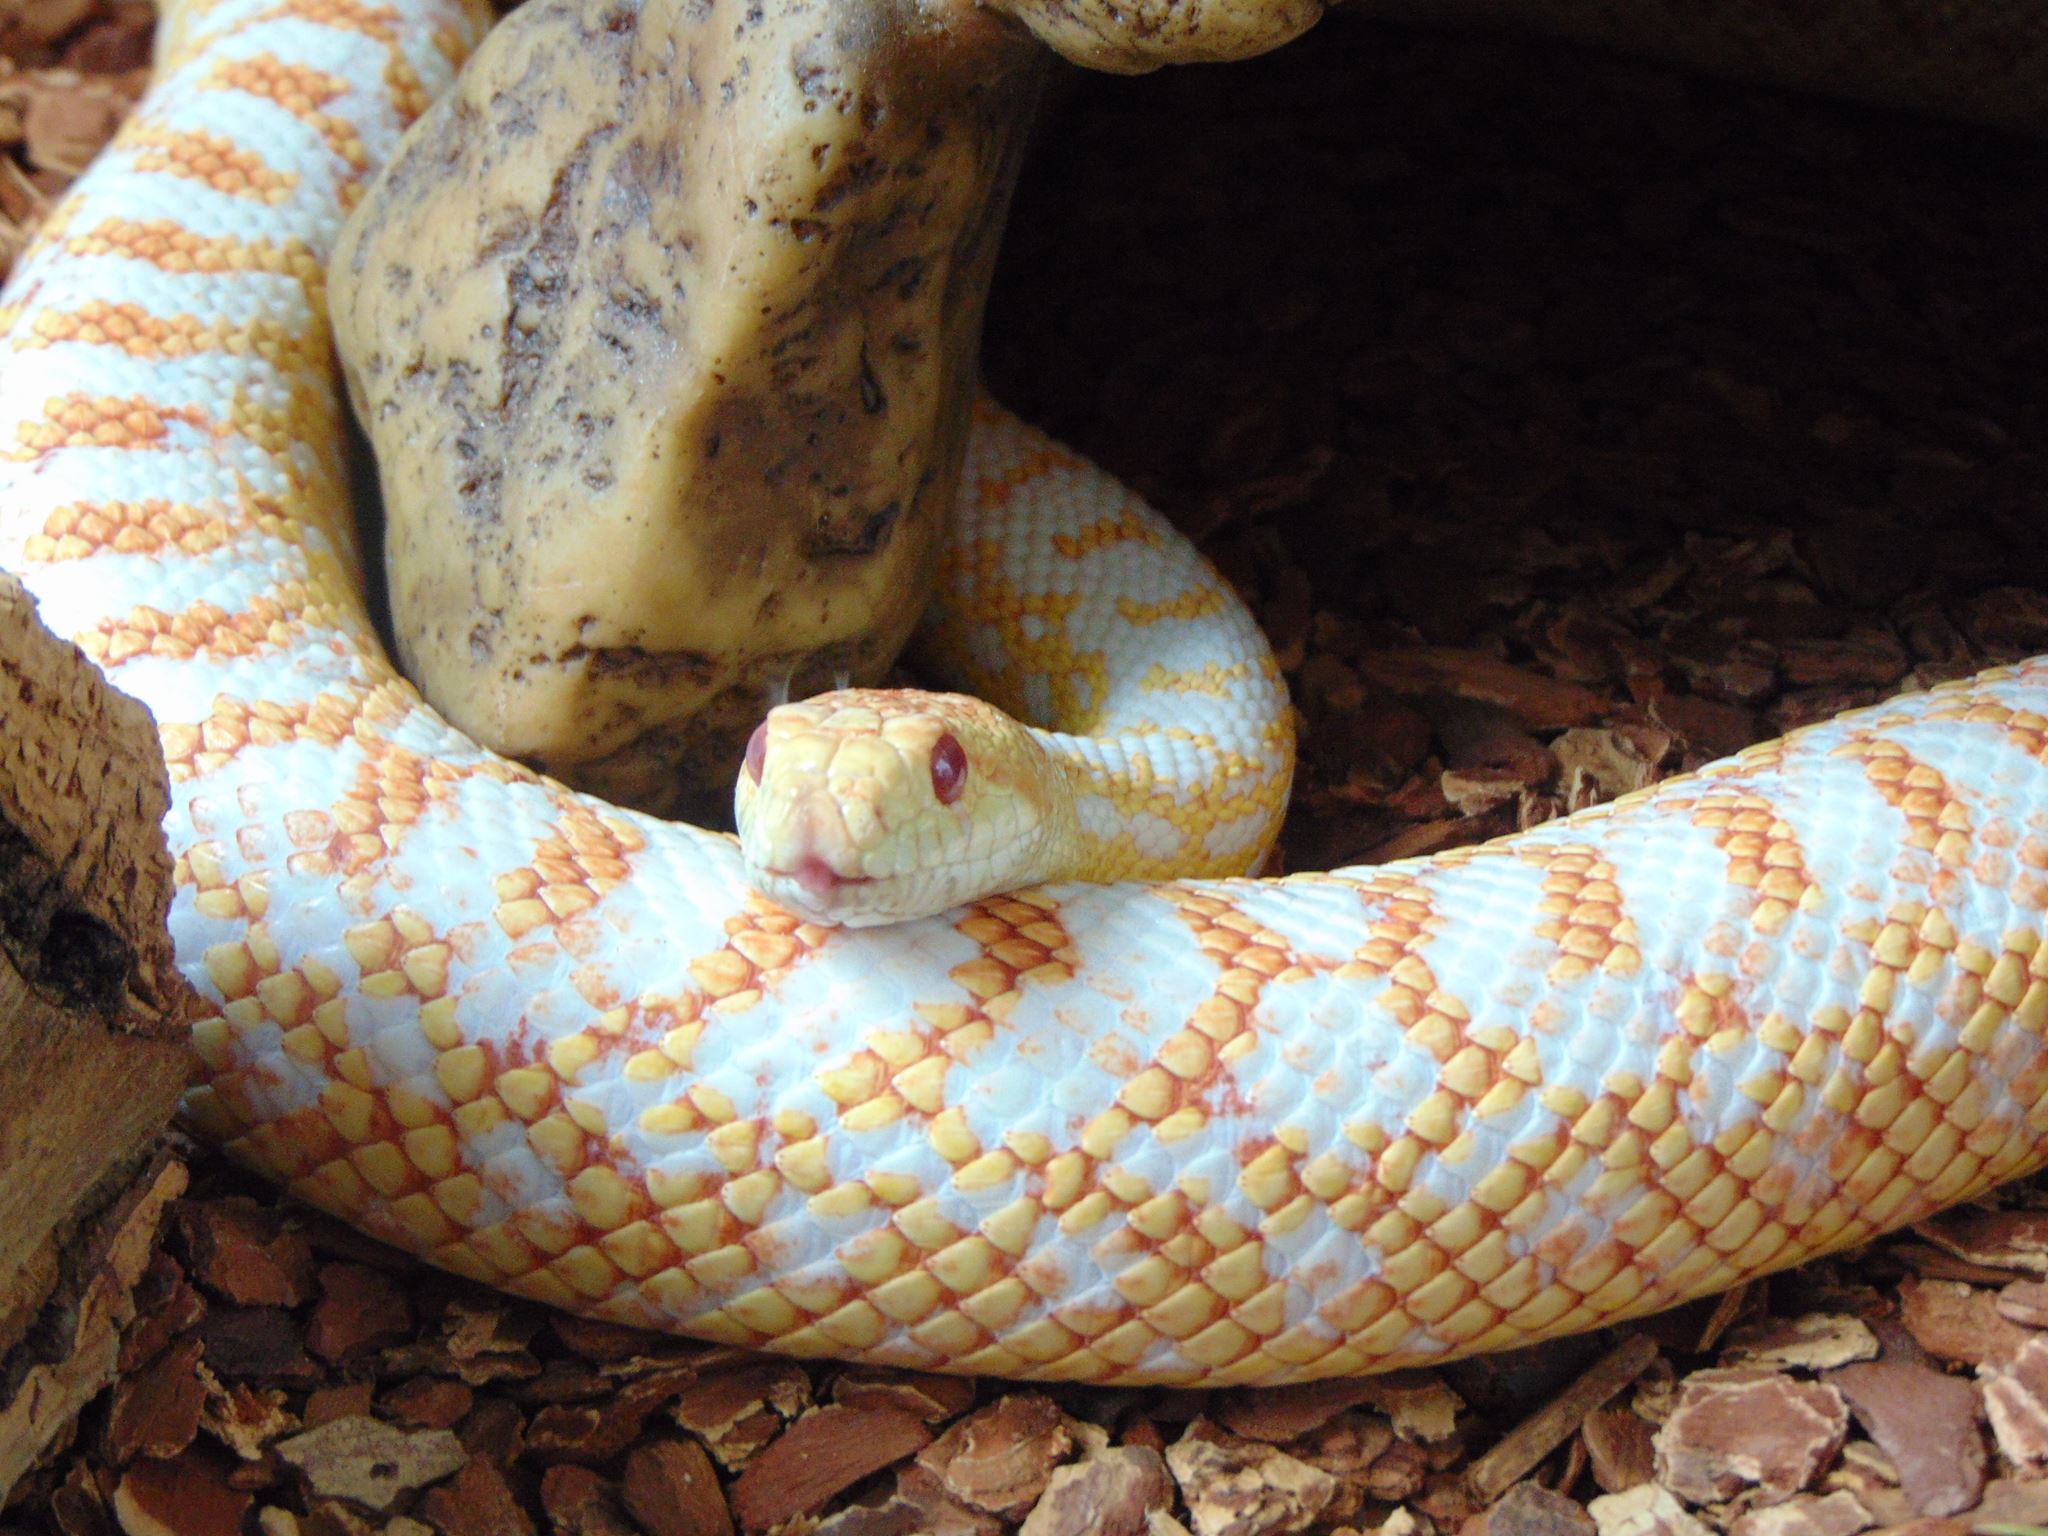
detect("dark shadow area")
(985, 15), (2048, 872)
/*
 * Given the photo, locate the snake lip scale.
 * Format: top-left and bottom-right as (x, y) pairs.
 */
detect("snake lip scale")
(7, 0), (2048, 1388)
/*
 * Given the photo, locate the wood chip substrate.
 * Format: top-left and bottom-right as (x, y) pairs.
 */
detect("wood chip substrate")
(6, 4), (2048, 1534)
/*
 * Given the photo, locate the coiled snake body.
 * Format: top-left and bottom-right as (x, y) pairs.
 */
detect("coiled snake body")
(7, 0), (2048, 1386)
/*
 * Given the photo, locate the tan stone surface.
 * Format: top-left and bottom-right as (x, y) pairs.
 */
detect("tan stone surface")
(332, 0), (1047, 817)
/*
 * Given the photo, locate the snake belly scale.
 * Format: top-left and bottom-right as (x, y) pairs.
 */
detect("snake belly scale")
(7, 0), (2048, 1386)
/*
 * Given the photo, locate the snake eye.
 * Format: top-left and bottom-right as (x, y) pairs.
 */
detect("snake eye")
(931, 732), (967, 805)
(743, 722), (769, 784)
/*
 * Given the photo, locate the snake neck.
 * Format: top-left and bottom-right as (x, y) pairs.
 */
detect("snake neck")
(1015, 733), (1097, 888)
(1033, 725), (1288, 888)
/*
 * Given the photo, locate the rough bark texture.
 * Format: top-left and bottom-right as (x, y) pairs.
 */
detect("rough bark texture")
(0, 573), (190, 1277)
(0, 1152), (186, 1502)
(332, 0), (1049, 821)
(0, 574), (193, 1496)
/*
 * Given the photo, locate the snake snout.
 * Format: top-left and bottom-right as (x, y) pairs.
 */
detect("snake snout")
(753, 795), (878, 921)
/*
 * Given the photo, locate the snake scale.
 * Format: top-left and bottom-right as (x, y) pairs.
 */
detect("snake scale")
(8, 0), (2048, 1388)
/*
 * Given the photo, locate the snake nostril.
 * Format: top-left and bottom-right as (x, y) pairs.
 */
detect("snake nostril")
(931, 731), (967, 805)
(743, 721), (769, 784)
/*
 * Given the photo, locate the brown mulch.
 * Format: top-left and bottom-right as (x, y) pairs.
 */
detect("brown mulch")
(8, 5), (2048, 1535)
(0, 0), (148, 268)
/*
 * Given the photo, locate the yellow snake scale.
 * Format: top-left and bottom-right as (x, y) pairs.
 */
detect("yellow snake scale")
(7, 0), (2048, 1387)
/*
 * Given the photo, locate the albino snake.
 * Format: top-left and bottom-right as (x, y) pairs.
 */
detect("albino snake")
(6, 0), (2048, 1387)
(733, 393), (1294, 929)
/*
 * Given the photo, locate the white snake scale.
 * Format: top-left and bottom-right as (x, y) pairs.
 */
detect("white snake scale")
(9, 0), (2048, 1388)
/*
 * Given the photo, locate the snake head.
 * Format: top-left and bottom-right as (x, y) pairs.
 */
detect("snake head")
(735, 688), (1075, 926)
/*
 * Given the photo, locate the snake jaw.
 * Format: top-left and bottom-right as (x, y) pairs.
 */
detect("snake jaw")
(753, 856), (880, 925)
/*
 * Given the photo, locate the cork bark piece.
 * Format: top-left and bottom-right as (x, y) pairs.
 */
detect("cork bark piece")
(0, 574), (194, 1495)
(0, 572), (191, 1307)
(0, 577), (186, 1495)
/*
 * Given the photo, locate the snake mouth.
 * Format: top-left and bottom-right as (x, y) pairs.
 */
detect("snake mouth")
(766, 855), (873, 900)
(759, 885), (902, 929)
